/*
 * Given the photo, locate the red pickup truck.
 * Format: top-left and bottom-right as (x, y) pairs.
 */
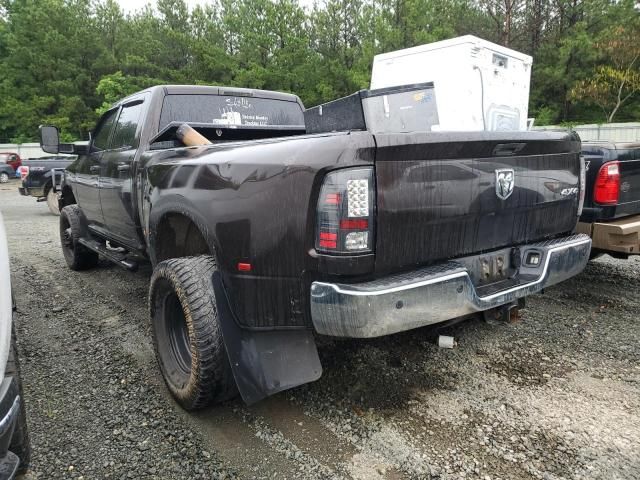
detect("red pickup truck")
(0, 153), (22, 172)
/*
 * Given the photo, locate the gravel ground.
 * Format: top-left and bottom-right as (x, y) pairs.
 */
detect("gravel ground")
(2, 179), (639, 480)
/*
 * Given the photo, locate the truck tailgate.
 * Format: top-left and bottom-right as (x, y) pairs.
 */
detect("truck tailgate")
(374, 131), (581, 272)
(580, 143), (640, 221)
(618, 157), (640, 207)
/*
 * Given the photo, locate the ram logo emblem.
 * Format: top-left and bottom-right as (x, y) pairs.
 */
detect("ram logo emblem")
(495, 169), (515, 200)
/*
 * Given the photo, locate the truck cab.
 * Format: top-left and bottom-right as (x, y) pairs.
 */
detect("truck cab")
(47, 85), (306, 257)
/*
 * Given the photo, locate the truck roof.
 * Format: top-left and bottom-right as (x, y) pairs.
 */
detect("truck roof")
(116, 85), (303, 108)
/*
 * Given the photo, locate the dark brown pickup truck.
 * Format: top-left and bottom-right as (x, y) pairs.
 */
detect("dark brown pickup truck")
(39, 84), (591, 410)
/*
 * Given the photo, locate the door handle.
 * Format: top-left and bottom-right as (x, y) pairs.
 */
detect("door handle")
(493, 143), (526, 156)
(117, 163), (130, 172)
(89, 165), (100, 173)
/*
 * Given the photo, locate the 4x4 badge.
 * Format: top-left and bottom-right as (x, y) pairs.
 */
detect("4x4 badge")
(495, 169), (515, 200)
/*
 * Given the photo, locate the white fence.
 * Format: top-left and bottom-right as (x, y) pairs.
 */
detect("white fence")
(0, 143), (48, 159)
(534, 122), (640, 142)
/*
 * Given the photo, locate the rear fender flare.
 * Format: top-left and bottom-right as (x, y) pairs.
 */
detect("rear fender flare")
(42, 178), (53, 196)
(147, 194), (221, 268)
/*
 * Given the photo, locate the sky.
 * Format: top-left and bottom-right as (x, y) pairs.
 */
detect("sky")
(116, 0), (315, 14)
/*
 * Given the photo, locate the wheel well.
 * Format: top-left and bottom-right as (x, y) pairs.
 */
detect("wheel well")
(60, 185), (76, 207)
(154, 213), (210, 263)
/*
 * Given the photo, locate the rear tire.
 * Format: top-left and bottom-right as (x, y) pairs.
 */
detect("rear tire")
(149, 255), (236, 410)
(60, 205), (99, 270)
(6, 327), (31, 474)
(46, 188), (60, 216)
(0, 172), (9, 183)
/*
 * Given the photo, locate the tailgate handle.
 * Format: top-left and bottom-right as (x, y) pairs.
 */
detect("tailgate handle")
(493, 143), (526, 156)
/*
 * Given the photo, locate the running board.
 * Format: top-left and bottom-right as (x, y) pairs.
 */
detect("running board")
(78, 238), (138, 271)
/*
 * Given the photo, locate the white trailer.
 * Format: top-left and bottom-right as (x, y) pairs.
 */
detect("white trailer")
(370, 35), (532, 132)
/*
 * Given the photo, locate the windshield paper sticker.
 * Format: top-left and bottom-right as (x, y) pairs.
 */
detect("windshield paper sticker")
(212, 97), (270, 126)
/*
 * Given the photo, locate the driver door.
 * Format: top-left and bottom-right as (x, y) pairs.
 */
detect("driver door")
(74, 108), (118, 227)
(99, 97), (146, 249)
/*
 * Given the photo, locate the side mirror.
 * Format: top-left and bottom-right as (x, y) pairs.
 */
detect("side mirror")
(39, 125), (60, 154)
(39, 125), (88, 155)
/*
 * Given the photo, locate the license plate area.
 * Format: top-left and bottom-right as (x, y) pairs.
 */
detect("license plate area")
(456, 247), (518, 287)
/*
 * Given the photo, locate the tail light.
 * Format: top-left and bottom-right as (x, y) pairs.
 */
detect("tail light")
(593, 161), (620, 205)
(316, 167), (375, 254)
(577, 156), (586, 216)
(19, 166), (29, 180)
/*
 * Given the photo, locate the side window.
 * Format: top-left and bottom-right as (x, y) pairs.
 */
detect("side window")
(92, 109), (119, 152)
(110, 101), (144, 150)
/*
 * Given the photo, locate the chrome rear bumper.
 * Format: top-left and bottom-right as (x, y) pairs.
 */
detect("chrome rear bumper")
(310, 234), (591, 338)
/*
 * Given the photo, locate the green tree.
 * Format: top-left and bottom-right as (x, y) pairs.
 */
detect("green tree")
(0, 0), (103, 141)
(95, 71), (153, 115)
(570, 25), (640, 122)
(0, 0), (638, 141)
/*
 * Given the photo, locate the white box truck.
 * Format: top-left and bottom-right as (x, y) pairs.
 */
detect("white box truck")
(370, 35), (532, 132)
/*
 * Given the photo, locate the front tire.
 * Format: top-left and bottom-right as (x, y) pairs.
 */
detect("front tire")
(46, 188), (60, 216)
(149, 255), (236, 410)
(59, 205), (98, 270)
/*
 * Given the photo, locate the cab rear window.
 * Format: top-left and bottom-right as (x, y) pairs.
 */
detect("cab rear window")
(159, 94), (304, 130)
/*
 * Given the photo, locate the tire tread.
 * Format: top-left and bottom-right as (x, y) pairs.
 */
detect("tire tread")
(149, 255), (236, 410)
(60, 205), (98, 270)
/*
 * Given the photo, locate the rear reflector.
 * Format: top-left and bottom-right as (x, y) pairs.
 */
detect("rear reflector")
(594, 161), (620, 205)
(237, 262), (252, 272)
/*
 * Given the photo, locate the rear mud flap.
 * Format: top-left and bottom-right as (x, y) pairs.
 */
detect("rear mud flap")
(212, 272), (322, 405)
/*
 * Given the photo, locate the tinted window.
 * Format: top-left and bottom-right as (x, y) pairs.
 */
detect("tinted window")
(111, 102), (144, 149)
(616, 148), (640, 161)
(159, 94), (304, 130)
(92, 110), (118, 151)
(363, 86), (440, 134)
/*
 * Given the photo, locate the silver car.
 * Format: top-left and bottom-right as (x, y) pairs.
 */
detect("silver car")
(0, 211), (30, 477)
